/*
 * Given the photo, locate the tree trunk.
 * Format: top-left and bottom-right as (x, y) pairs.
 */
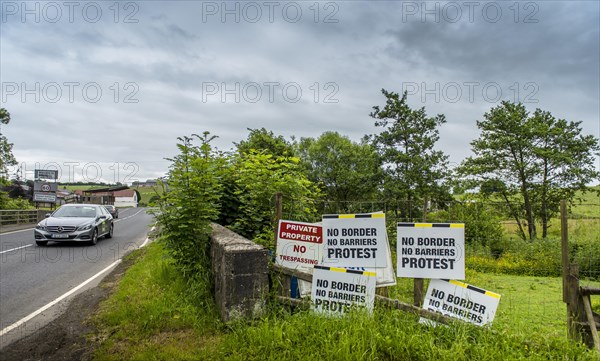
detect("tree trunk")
(501, 191), (527, 241)
(520, 178), (536, 241)
(524, 197), (536, 240)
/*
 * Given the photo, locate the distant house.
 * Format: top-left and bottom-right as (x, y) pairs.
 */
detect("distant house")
(132, 179), (158, 188)
(113, 189), (138, 208)
(77, 186), (127, 205)
(56, 189), (77, 205)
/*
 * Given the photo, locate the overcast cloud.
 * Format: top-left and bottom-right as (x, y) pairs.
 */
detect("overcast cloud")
(1, 1), (598, 184)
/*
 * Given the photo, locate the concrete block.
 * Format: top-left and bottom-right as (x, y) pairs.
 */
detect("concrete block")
(211, 223), (269, 322)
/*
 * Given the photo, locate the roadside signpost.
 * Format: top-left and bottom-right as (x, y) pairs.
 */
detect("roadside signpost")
(34, 169), (58, 180)
(33, 169), (58, 207)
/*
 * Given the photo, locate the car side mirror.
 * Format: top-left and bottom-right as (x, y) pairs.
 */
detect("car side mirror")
(45, 213), (51, 218)
(98, 215), (107, 220)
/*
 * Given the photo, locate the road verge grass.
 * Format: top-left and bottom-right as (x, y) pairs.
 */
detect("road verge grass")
(92, 242), (223, 360)
(91, 242), (596, 360)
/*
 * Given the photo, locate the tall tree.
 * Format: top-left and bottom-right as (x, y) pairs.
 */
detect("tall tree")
(227, 150), (321, 247)
(0, 108), (17, 183)
(296, 131), (381, 212)
(218, 128), (295, 226)
(235, 128), (295, 157)
(459, 101), (599, 240)
(368, 89), (450, 219)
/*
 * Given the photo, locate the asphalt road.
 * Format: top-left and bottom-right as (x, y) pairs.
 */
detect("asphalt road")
(0, 208), (154, 347)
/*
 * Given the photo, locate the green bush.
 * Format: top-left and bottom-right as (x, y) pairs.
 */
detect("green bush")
(225, 150), (321, 248)
(155, 132), (223, 281)
(428, 201), (505, 255)
(0, 191), (33, 209)
(571, 238), (600, 280)
(467, 238), (563, 278)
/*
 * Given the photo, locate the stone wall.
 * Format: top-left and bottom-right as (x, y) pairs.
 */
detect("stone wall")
(211, 223), (269, 321)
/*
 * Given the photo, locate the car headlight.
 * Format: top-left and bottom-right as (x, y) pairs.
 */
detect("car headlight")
(78, 224), (93, 231)
(36, 224), (46, 230)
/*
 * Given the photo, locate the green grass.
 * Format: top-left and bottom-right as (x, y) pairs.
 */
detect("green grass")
(91, 242), (597, 360)
(571, 186), (600, 218)
(92, 243), (221, 360)
(132, 186), (163, 205)
(60, 185), (95, 191)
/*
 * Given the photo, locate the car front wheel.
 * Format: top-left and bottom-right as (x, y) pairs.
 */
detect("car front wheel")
(36, 241), (47, 247)
(90, 229), (98, 245)
(106, 224), (114, 239)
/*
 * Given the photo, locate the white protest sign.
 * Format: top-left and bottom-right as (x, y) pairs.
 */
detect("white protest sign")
(397, 223), (465, 280)
(322, 213), (389, 268)
(276, 220), (323, 272)
(311, 265), (376, 315)
(285, 218), (394, 297)
(298, 237), (396, 298)
(299, 241), (396, 297)
(421, 279), (501, 326)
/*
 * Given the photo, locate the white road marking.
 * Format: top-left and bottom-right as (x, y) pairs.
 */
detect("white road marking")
(0, 208), (145, 237)
(0, 244), (33, 255)
(0, 228), (34, 236)
(0, 220), (155, 340)
(138, 227), (155, 248)
(0, 209), (146, 256)
(0, 259), (121, 338)
(114, 208), (145, 223)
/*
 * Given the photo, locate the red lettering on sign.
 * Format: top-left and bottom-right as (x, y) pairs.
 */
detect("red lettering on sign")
(279, 221), (323, 244)
(293, 245), (307, 253)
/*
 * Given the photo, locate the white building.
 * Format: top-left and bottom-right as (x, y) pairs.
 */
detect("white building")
(113, 189), (138, 208)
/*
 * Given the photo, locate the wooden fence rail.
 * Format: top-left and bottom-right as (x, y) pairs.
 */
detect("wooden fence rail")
(0, 210), (45, 227)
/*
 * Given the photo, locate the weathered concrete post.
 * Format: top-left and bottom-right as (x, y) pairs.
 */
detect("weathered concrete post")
(211, 224), (269, 321)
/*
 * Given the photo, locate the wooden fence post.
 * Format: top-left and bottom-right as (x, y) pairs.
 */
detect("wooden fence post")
(274, 192), (283, 245)
(273, 192), (291, 296)
(566, 264), (581, 341)
(561, 199), (569, 304)
(561, 199), (586, 343)
(413, 199), (427, 307)
(561, 199), (577, 340)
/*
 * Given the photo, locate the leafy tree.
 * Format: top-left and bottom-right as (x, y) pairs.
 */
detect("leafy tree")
(155, 132), (223, 280)
(3, 179), (31, 200)
(428, 198), (505, 256)
(459, 101), (600, 240)
(235, 128), (295, 157)
(296, 131), (381, 212)
(0, 192), (33, 210)
(219, 128), (296, 227)
(0, 108), (17, 183)
(228, 150), (321, 247)
(368, 89), (451, 219)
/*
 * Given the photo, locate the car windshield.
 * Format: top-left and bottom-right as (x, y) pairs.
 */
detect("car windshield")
(53, 206), (97, 218)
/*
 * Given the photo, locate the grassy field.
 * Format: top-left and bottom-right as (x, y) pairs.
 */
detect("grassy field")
(132, 186), (163, 205)
(571, 186), (600, 218)
(91, 242), (597, 360)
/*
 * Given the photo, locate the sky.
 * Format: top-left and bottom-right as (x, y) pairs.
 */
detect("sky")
(1, 0), (599, 184)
